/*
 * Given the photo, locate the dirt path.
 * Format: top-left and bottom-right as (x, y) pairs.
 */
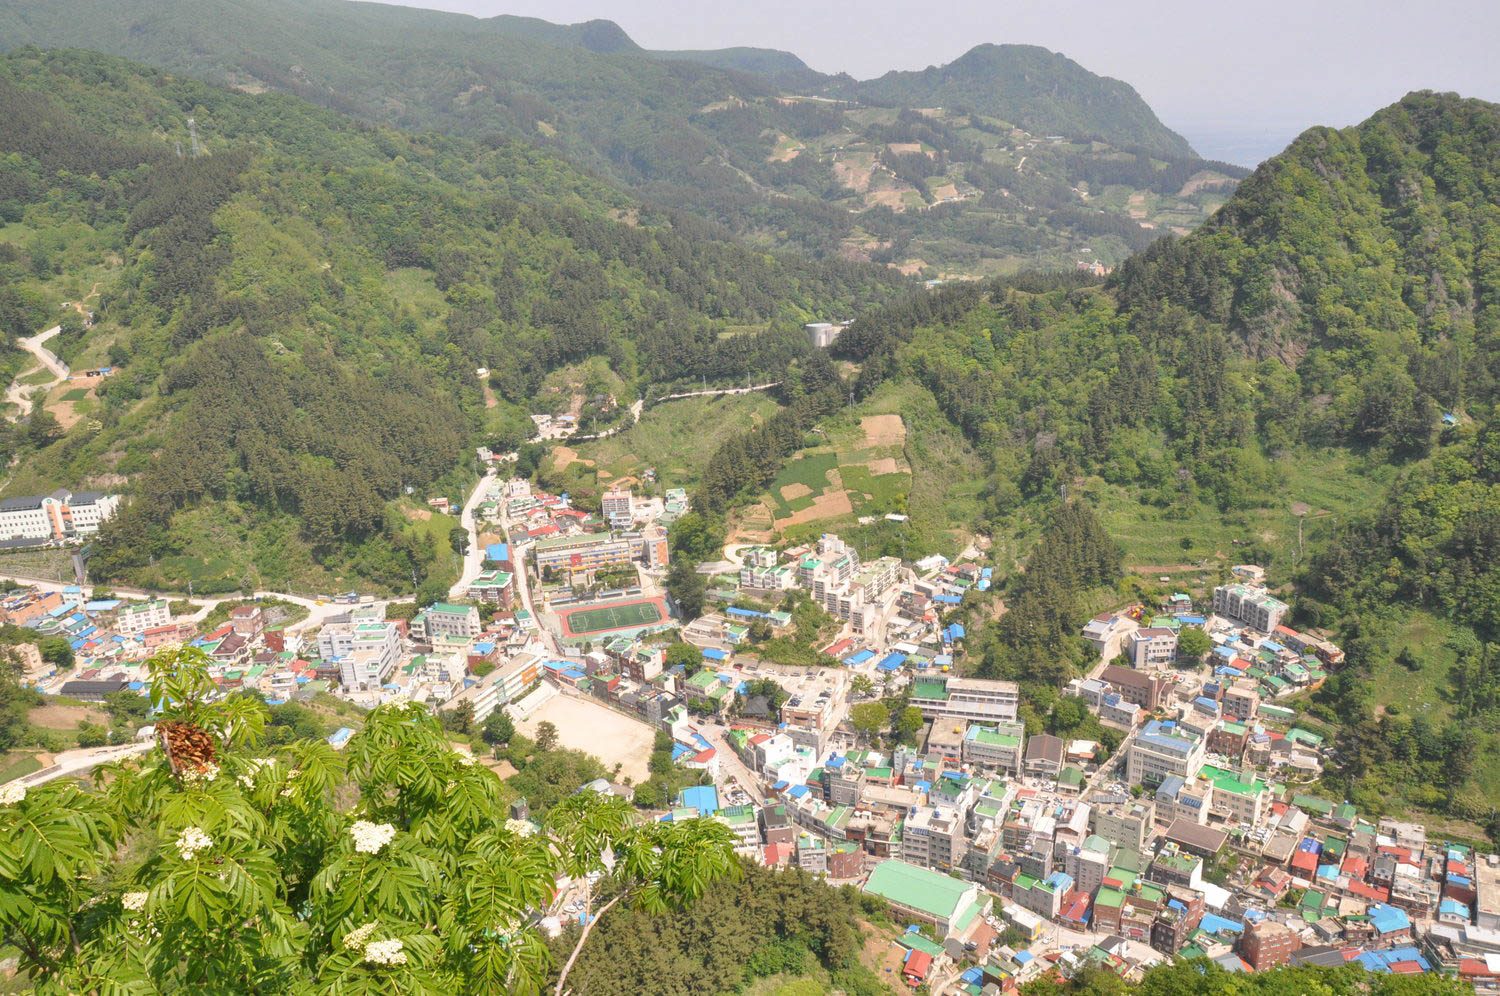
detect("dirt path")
(5, 324), (68, 421)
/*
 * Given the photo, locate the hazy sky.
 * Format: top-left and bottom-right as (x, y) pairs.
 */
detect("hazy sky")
(378, 0), (1500, 166)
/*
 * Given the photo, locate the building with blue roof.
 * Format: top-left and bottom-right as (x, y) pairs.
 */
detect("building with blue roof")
(702, 647), (728, 662)
(945, 623), (965, 641)
(877, 652), (907, 672)
(1368, 903), (1411, 937)
(676, 785), (720, 816)
(844, 649), (875, 666)
(485, 542), (509, 563)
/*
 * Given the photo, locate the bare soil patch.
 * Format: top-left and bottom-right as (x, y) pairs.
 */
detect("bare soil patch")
(865, 457), (901, 476)
(891, 258), (927, 275)
(860, 414), (906, 449)
(779, 482), (813, 501)
(776, 489), (853, 528)
(1127, 192), (1148, 219)
(551, 446), (595, 471)
(885, 142), (922, 155)
(832, 157), (874, 193)
(931, 182), (959, 200)
(29, 704), (107, 730)
(402, 507), (433, 522)
(866, 188), (913, 211)
(514, 694), (654, 783)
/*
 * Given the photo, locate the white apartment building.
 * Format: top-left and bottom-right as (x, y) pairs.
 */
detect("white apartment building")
(601, 488), (634, 530)
(413, 603), (481, 642)
(320, 609), (403, 690)
(1125, 627), (1178, 668)
(1213, 583), (1289, 633)
(0, 489), (120, 541)
(1127, 720), (1207, 787)
(116, 599), (170, 636)
(909, 674), (1020, 725)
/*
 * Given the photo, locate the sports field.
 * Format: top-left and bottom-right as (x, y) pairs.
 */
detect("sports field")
(558, 596), (668, 637)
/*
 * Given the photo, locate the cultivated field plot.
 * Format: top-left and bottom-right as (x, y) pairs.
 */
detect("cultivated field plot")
(557, 595), (669, 637)
(515, 695), (654, 783)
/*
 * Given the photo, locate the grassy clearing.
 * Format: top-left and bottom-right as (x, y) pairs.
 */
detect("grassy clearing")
(572, 392), (779, 491)
(1370, 611), (1461, 724)
(0, 753), (43, 783)
(1081, 447), (1392, 590)
(59, 387), (88, 402)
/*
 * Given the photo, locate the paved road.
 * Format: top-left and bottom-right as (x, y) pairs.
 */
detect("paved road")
(449, 468), (498, 600)
(697, 722), (766, 806)
(5, 324), (68, 420)
(653, 382), (780, 403)
(490, 482), (557, 655)
(12, 741), (154, 789)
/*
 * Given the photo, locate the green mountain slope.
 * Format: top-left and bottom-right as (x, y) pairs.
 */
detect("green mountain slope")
(840, 43), (1195, 158)
(0, 0), (1237, 277)
(0, 48), (894, 595)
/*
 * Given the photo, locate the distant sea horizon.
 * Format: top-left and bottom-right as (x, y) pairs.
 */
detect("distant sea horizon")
(1177, 125), (1303, 170)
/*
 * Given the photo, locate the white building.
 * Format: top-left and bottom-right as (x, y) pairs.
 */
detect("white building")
(909, 675), (1020, 725)
(116, 599), (170, 636)
(0, 489), (120, 541)
(601, 488), (634, 530)
(1125, 627), (1178, 669)
(1213, 584), (1288, 633)
(320, 607), (403, 690)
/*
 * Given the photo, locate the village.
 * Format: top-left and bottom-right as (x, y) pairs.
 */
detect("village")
(4, 468), (1500, 996)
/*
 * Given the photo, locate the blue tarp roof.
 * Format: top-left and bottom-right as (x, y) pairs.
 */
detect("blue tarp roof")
(677, 785), (719, 815)
(933, 594), (961, 605)
(474, 641), (495, 655)
(844, 650), (875, 665)
(1200, 914), (1244, 934)
(877, 652), (907, 672)
(671, 743), (693, 761)
(1262, 640), (1285, 652)
(946, 623), (966, 640)
(980, 567), (993, 578)
(1177, 614), (1207, 625)
(1014, 951), (1034, 965)
(787, 784), (809, 799)
(327, 727), (354, 747)
(561, 667), (586, 680)
(485, 543), (508, 561)
(702, 647), (728, 661)
(726, 606), (763, 619)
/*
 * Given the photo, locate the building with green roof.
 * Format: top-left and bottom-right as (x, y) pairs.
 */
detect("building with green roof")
(863, 859), (990, 938)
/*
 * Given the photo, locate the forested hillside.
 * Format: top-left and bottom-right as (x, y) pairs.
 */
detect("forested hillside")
(0, 48), (893, 594)
(0, 0), (1242, 276)
(835, 43), (1194, 157)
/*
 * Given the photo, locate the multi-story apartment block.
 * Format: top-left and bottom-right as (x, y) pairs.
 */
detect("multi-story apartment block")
(716, 804), (762, 855)
(601, 488), (634, 530)
(909, 675), (1020, 725)
(466, 570), (514, 606)
(1125, 627), (1178, 668)
(900, 804), (971, 873)
(0, 489), (120, 541)
(962, 722), (1025, 773)
(116, 599), (171, 636)
(320, 608), (404, 690)
(1222, 679), (1260, 723)
(1213, 583), (1289, 632)
(412, 602), (481, 642)
(1091, 800), (1156, 854)
(1127, 720), (1206, 787)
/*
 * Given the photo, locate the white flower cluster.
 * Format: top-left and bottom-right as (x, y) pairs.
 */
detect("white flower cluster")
(350, 820), (396, 855)
(504, 818), (535, 837)
(0, 782), (25, 806)
(342, 921), (379, 951)
(175, 826), (213, 861)
(181, 763), (220, 785)
(238, 775), (255, 789)
(279, 768), (301, 798)
(121, 891), (149, 912)
(363, 938), (407, 967)
(453, 751), (475, 767)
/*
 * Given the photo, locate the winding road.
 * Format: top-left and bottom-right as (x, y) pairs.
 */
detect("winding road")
(4, 324), (69, 420)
